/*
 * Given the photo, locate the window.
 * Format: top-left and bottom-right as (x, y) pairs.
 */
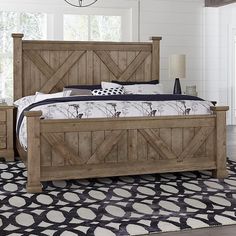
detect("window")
(0, 0), (136, 99)
(0, 12), (47, 98)
(64, 15), (121, 41)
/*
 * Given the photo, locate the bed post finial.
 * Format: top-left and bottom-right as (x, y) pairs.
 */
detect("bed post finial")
(12, 33), (24, 101)
(150, 37), (162, 82)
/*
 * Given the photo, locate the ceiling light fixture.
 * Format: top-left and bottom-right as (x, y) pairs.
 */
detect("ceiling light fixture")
(64, 0), (98, 7)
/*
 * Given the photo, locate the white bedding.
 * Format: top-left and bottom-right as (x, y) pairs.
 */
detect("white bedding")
(15, 94), (212, 150)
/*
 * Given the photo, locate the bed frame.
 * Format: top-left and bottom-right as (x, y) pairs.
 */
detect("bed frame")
(12, 33), (229, 193)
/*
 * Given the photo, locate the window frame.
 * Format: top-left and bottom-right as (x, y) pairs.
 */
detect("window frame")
(0, 0), (138, 41)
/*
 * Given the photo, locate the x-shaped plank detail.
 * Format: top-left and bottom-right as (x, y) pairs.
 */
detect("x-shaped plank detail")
(43, 130), (126, 166)
(139, 127), (214, 162)
(25, 50), (86, 93)
(95, 50), (150, 82)
(87, 130), (126, 164)
(42, 133), (83, 165)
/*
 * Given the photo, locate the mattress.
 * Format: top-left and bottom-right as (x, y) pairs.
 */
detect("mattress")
(15, 94), (213, 150)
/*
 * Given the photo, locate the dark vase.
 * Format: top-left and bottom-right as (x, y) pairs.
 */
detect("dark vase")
(173, 78), (182, 94)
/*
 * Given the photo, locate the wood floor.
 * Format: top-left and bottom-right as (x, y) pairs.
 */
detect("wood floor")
(149, 125), (236, 236)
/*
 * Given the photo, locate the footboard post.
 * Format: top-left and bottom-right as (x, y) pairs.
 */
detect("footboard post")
(211, 106), (229, 178)
(24, 111), (42, 193)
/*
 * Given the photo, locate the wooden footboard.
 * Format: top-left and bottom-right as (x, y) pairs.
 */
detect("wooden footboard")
(24, 106), (228, 193)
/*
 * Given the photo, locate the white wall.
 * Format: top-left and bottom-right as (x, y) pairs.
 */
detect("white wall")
(204, 3), (236, 124)
(139, 0), (205, 95)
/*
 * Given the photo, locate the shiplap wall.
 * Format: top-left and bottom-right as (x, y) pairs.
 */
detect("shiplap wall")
(204, 3), (236, 123)
(140, 0), (205, 96)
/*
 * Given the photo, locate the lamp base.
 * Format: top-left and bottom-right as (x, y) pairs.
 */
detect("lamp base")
(173, 78), (182, 94)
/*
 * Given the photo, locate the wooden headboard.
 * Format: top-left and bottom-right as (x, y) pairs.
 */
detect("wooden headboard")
(12, 34), (162, 101)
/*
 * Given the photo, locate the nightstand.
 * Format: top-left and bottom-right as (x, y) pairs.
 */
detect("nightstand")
(0, 105), (14, 161)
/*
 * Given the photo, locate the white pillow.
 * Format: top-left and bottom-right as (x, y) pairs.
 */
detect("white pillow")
(101, 81), (122, 89)
(34, 91), (67, 102)
(14, 95), (36, 109)
(123, 84), (163, 94)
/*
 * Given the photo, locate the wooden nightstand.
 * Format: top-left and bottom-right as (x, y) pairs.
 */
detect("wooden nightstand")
(0, 105), (14, 161)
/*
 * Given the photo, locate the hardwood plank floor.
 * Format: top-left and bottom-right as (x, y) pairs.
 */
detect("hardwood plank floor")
(148, 125), (236, 236)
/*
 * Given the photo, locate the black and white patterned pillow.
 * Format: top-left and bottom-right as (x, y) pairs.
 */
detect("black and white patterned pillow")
(92, 87), (124, 96)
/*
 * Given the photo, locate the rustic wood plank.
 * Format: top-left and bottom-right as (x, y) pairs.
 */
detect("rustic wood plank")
(137, 131), (148, 161)
(118, 51), (150, 81)
(212, 108), (229, 178)
(23, 42), (152, 51)
(86, 50), (93, 84)
(25, 112), (42, 193)
(12, 34), (23, 100)
(41, 116), (216, 133)
(78, 52), (87, 85)
(78, 132), (92, 163)
(6, 108), (14, 160)
(110, 51), (119, 82)
(60, 51), (70, 88)
(93, 53), (101, 84)
(41, 135), (52, 167)
(144, 54), (152, 82)
(171, 128), (183, 157)
(194, 127), (206, 158)
(87, 130), (125, 164)
(135, 52), (145, 83)
(139, 129), (177, 160)
(100, 54), (110, 82)
(128, 130), (138, 161)
(178, 127), (214, 161)
(65, 132), (79, 163)
(24, 50), (54, 79)
(160, 128), (172, 159)
(105, 131), (118, 163)
(0, 125), (6, 136)
(41, 157), (216, 181)
(117, 130), (128, 162)
(126, 51), (137, 82)
(183, 128), (195, 149)
(40, 51), (85, 93)
(95, 50), (122, 78)
(42, 133), (82, 165)
(92, 131), (105, 153)
(51, 133), (65, 166)
(150, 37), (161, 81)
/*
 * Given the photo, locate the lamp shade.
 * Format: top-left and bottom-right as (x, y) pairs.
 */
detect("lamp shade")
(169, 54), (186, 79)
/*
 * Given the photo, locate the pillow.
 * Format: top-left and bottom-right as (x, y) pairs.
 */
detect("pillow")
(92, 87), (124, 96)
(34, 91), (65, 102)
(14, 95), (36, 108)
(101, 81), (122, 89)
(64, 84), (101, 90)
(112, 80), (159, 85)
(123, 84), (163, 94)
(68, 89), (92, 96)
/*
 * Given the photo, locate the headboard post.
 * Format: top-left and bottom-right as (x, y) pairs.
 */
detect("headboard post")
(150, 36), (162, 82)
(12, 33), (24, 101)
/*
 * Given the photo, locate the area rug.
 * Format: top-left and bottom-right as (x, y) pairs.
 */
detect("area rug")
(1, 160), (236, 236)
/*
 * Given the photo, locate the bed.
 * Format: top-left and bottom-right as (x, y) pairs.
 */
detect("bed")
(12, 33), (229, 193)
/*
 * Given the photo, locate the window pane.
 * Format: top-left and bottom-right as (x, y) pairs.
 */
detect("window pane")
(90, 15), (121, 41)
(0, 11), (46, 98)
(64, 15), (89, 41)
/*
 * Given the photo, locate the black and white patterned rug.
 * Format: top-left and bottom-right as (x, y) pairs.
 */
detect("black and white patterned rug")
(1, 160), (236, 236)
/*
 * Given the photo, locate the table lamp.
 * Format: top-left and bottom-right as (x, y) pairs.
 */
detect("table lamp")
(169, 54), (186, 94)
